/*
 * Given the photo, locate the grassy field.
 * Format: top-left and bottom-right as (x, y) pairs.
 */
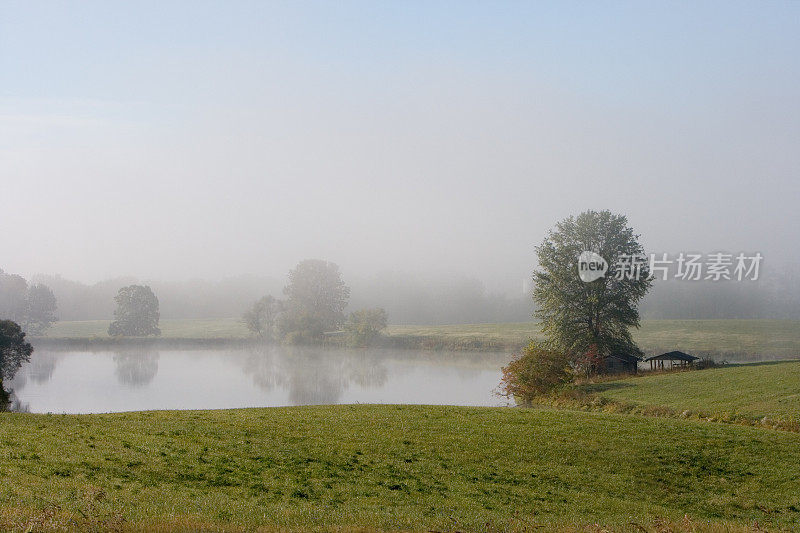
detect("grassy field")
(579, 360), (800, 422)
(387, 319), (800, 358)
(2, 405), (800, 532)
(39, 319), (800, 359)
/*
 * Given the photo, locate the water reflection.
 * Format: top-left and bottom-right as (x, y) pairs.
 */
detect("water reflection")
(240, 345), (286, 392)
(2, 346), (46, 412)
(114, 349), (160, 387)
(11, 346), (507, 414)
(240, 346), (389, 404)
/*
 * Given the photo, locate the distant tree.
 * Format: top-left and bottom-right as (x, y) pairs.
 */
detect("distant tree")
(344, 308), (388, 347)
(243, 295), (283, 341)
(533, 210), (652, 373)
(23, 284), (58, 335)
(0, 270), (29, 323)
(0, 320), (33, 410)
(499, 342), (572, 405)
(108, 285), (161, 337)
(280, 260), (350, 342)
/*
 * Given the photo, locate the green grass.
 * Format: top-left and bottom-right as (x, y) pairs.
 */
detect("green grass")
(40, 319), (800, 359)
(579, 360), (800, 422)
(2, 405), (800, 532)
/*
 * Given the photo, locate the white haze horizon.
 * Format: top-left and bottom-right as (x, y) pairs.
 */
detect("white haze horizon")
(2, 2), (799, 295)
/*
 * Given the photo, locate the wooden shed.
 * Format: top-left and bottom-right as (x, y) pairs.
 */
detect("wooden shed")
(604, 353), (640, 374)
(645, 351), (699, 370)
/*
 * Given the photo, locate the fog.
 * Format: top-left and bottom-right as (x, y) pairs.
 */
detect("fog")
(2, 2), (799, 310)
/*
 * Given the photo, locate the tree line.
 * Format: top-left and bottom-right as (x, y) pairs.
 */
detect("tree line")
(55, 260), (388, 346)
(22, 268), (800, 326)
(33, 272), (533, 324)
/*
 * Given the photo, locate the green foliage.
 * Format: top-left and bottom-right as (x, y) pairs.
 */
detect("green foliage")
(0, 320), (33, 410)
(2, 405), (800, 531)
(280, 259), (350, 342)
(107, 285), (161, 337)
(534, 210), (652, 370)
(499, 342), (572, 404)
(242, 295), (282, 341)
(344, 307), (388, 347)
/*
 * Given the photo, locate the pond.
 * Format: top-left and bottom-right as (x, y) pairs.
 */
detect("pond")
(8, 346), (510, 413)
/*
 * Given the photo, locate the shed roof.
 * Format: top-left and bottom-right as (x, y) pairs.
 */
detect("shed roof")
(606, 353), (641, 363)
(645, 351), (699, 362)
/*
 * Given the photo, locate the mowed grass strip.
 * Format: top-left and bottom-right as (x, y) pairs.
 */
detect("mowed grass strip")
(579, 360), (800, 421)
(1, 405), (800, 531)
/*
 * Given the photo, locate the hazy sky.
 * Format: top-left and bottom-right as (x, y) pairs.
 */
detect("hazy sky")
(1, 1), (799, 291)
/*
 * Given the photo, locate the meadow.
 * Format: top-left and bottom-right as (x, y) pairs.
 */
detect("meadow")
(2, 404), (800, 532)
(40, 319), (800, 359)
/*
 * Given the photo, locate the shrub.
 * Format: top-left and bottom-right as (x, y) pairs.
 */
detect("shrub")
(499, 342), (572, 405)
(277, 309), (326, 344)
(344, 308), (388, 347)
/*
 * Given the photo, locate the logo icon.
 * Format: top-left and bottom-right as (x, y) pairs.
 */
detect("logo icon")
(578, 251), (608, 282)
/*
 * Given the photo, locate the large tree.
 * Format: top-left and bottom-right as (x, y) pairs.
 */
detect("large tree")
(108, 285), (161, 337)
(0, 320), (33, 410)
(533, 210), (651, 370)
(280, 259), (350, 342)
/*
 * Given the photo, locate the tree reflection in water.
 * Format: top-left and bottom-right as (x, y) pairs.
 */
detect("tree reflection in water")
(113, 348), (160, 387)
(241, 345), (388, 405)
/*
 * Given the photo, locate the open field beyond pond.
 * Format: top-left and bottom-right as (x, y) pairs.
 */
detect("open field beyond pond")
(2, 404), (800, 532)
(39, 319), (800, 359)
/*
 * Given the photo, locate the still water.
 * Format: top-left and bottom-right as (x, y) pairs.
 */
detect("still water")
(9, 346), (509, 413)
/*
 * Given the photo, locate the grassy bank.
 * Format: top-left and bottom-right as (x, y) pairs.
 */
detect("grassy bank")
(37, 319), (800, 358)
(2, 405), (800, 532)
(568, 360), (800, 426)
